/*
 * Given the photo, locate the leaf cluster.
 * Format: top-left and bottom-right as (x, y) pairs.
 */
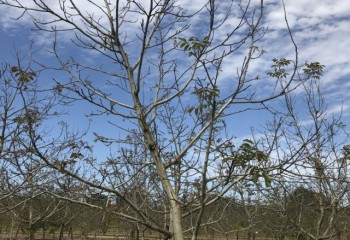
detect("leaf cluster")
(267, 58), (291, 79)
(303, 62), (325, 79)
(222, 139), (271, 187)
(13, 108), (40, 127)
(11, 66), (37, 84)
(187, 85), (223, 117)
(175, 36), (210, 58)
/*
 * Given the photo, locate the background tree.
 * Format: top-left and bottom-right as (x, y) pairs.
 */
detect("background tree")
(261, 78), (350, 240)
(0, 55), (76, 239)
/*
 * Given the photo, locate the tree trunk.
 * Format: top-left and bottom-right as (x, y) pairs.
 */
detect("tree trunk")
(134, 105), (184, 240)
(29, 228), (35, 240)
(170, 203), (184, 240)
(42, 225), (46, 240)
(69, 226), (74, 240)
(58, 223), (64, 240)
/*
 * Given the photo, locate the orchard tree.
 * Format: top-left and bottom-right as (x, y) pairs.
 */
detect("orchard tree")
(0, 58), (53, 214)
(0, 1), (323, 239)
(0, 61), (36, 209)
(261, 78), (350, 240)
(0, 56), (74, 239)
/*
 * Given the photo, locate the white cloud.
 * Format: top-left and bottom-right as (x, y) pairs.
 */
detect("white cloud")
(327, 103), (350, 116)
(252, 0), (350, 115)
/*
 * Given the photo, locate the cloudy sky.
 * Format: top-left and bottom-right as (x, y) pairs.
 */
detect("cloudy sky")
(0, 0), (349, 148)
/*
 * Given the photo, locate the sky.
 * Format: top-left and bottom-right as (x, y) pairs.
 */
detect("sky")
(0, 0), (349, 156)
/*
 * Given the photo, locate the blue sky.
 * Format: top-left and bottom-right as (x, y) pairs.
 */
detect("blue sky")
(0, 0), (349, 157)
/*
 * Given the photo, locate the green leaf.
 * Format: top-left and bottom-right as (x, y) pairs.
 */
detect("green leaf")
(256, 151), (267, 162)
(262, 172), (272, 187)
(70, 152), (83, 159)
(222, 157), (232, 163)
(11, 66), (19, 73)
(187, 107), (194, 114)
(243, 139), (254, 144)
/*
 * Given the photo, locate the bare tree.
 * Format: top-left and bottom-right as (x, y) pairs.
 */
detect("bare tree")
(0, 57), (49, 213)
(0, 1), (321, 239)
(261, 77), (350, 240)
(0, 54), (76, 239)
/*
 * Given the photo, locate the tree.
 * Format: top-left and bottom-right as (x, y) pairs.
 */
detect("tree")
(0, 61), (34, 211)
(0, 55), (75, 240)
(261, 78), (350, 240)
(0, 1), (321, 239)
